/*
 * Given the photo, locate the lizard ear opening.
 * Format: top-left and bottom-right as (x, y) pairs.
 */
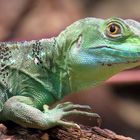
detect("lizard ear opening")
(76, 35), (83, 48)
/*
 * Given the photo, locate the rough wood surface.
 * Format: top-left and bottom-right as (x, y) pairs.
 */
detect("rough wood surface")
(0, 122), (134, 140)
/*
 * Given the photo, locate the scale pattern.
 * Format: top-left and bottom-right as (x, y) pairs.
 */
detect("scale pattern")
(0, 43), (12, 86)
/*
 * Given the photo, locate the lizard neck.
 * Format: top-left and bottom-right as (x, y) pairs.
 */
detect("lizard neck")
(40, 37), (72, 100)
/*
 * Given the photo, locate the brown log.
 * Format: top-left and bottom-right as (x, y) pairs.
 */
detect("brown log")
(0, 122), (134, 140)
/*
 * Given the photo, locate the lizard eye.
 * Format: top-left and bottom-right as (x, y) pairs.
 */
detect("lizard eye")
(106, 23), (122, 38)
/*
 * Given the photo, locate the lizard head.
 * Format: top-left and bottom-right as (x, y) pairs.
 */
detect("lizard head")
(59, 17), (140, 91)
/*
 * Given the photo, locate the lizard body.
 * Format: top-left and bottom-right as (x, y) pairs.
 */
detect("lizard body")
(0, 17), (140, 129)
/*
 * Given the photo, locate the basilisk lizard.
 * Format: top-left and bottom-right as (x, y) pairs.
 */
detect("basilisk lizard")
(0, 17), (140, 129)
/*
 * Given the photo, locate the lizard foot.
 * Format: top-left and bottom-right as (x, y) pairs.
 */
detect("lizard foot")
(43, 102), (101, 128)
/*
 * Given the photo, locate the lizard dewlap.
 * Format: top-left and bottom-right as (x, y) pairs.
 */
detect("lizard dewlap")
(0, 17), (140, 129)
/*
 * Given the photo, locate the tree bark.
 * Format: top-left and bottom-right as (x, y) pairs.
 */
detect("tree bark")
(0, 122), (134, 140)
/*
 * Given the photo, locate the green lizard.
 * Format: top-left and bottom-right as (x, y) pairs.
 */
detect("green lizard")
(0, 17), (140, 130)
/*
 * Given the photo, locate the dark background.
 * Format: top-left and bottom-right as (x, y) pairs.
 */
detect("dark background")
(0, 0), (140, 139)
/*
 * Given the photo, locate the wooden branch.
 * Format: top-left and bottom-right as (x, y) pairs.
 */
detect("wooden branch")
(0, 122), (134, 140)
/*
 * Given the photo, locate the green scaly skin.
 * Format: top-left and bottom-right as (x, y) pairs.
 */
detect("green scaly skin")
(0, 17), (140, 130)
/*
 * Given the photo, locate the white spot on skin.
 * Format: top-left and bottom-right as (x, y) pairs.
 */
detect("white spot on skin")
(34, 57), (39, 65)
(10, 59), (16, 64)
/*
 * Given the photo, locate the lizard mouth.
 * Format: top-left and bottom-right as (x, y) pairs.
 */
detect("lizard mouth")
(89, 45), (140, 52)
(88, 45), (140, 65)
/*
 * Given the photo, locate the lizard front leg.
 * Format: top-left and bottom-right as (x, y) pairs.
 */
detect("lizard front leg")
(0, 96), (100, 130)
(0, 96), (55, 129)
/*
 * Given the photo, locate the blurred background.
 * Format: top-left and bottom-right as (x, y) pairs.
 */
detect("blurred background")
(0, 0), (140, 139)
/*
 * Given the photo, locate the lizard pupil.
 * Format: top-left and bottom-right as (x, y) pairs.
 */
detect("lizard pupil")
(110, 24), (116, 33)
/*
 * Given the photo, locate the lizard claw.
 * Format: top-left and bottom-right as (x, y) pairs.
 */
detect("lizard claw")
(57, 120), (80, 129)
(44, 102), (101, 128)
